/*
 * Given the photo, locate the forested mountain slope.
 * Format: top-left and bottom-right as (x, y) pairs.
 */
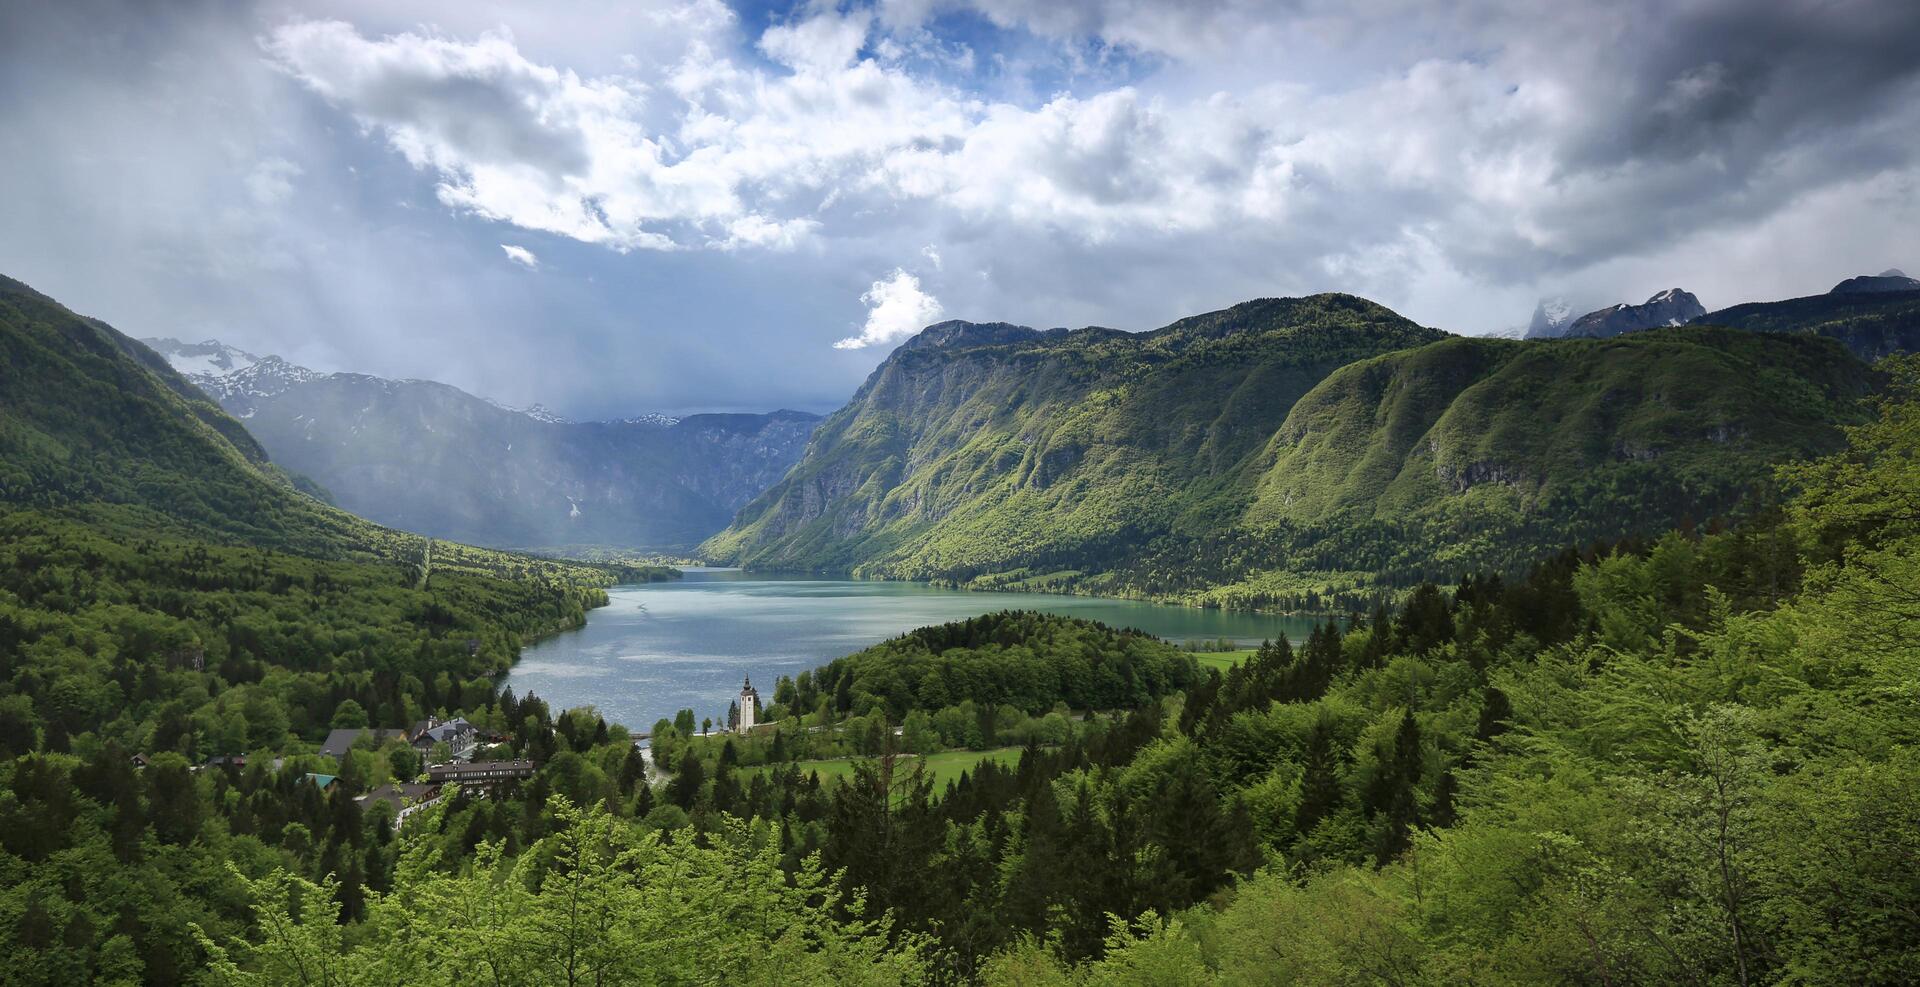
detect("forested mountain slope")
(706, 295), (1872, 609)
(214, 357), (1920, 984)
(702, 295), (1449, 592)
(0, 275), (659, 981)
(1219, 327), (1869, 601)
(0, 275), (359, 554)
(1695, 287), (1920, 362)
(144, 338), (819, 552)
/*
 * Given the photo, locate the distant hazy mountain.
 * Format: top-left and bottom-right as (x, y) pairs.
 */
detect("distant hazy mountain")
(1829, 268), (1920, 294)
(145, 339), (819, 551)
(1522, 297), (1577, 339)
(1565, 289), (1706, 338)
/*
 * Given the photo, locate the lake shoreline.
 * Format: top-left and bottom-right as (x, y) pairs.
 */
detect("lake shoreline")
(500, 571), (1315, 731)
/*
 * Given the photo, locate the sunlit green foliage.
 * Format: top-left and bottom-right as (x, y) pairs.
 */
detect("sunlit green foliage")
(973, 357), (1920, 986)
(199, 797), (927, 987)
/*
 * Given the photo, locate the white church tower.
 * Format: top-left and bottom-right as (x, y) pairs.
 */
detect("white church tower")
(737, 676), (760, 732)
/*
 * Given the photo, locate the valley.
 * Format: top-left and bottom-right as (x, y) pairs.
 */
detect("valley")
(143, 338), (820, 553)
(3, 268), (1918, 986)
(503, 569), (1314, 731)
(9, 3), (1920, 981)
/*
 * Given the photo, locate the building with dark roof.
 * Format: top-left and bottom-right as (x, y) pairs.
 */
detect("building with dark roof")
(355, 782), (443, 827)
(428, 759), (537, 786)
(318, 727), (409, 760)
(409, 716), (479, 760)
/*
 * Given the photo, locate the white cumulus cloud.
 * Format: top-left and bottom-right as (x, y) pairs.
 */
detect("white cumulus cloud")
(257, 1), (1920, 337)
(500, 244), (540, 268)
(836, 268), (943, 349)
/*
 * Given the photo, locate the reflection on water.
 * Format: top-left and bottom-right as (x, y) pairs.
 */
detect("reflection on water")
(504, 569), (1316, 730)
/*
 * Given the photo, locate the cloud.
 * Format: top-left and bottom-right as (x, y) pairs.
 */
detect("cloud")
(759, 7), (872, 73)
(264, 2), (1920, 299)
(245, 158), (303, 205)
(835, 268), (944, 349)
(500, 243), (539, 268)
(5, 0), (1920, 421)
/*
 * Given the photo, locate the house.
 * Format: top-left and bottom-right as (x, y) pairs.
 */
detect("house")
(410, 716), (478, 760)
(304, 773), (339, 791)
(195, 754), (286, 773)
(318, 727), (408, 760)
(130, 753), (151, 769)
(427, 759), (537, 787)
(355, 782), (443, 827)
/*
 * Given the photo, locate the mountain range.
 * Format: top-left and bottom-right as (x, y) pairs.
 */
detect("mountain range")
(143, 339), (820, 552)
(1564, 288), (1707, 338)
(1520, 269), (1919, 356)
(14, 264), (1916, 610)
(1830, 268), (1920, 294)
(703, 293), (1878, 608)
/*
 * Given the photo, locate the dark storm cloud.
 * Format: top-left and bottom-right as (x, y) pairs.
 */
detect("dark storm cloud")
(1588, 0), (1920, 164)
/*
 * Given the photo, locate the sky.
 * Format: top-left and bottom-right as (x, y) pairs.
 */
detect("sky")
(2, 0), (1917, 418)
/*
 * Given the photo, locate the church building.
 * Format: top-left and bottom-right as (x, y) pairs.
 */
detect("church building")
(737, 676), (760, 732)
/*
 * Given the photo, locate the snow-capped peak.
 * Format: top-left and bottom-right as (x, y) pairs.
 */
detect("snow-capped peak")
(481, 396), (575, 424)
(522, 404), (571, 424)
(143, 337), (263, 379)
(1525, 296), (1577, 338)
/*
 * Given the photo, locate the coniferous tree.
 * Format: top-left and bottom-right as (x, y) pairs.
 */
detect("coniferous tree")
(1294, 717), (1344, 841)
(667, 751), (705, 810)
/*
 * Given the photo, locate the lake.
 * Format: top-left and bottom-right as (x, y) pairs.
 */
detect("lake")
(503, 569), (1317, 732)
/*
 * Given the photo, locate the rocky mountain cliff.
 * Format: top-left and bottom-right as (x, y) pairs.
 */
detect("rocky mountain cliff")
(1522, 297), (1576, 339)
(1565, 289), (1707, 338)
(145, 339), (819, 552)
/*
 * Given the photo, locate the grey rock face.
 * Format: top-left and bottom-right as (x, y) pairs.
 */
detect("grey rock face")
(1523, 297), (1577, 339)
(1566, 289), (1707, 339)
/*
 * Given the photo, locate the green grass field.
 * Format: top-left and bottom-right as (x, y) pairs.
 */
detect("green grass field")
(743, 747), (1026, 791)
(1192, 649), (1254, 672)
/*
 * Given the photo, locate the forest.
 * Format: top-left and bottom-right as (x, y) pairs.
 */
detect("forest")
(3, 356), (1907, 984)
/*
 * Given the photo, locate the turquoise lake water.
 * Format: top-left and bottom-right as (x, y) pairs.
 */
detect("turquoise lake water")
(503, 569), (1316, 731)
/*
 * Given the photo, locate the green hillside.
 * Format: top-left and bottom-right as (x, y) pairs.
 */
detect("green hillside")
(707, 298), (1873, 609)
(1695, 288), (1920, 361)
(702, 295), (1448, 588)
(0, 275), (662, 586)
(0, 274), (351, 553)
(0, 275), (680, 978)
(1212, 328), (1870, 601)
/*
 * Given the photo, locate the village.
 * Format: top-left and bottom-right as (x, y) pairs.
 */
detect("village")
(121, 679), (778, 831)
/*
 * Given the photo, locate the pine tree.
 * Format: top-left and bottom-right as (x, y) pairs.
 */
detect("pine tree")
(1294, 717), (1344, 840)
(668, 751), (705, 810)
